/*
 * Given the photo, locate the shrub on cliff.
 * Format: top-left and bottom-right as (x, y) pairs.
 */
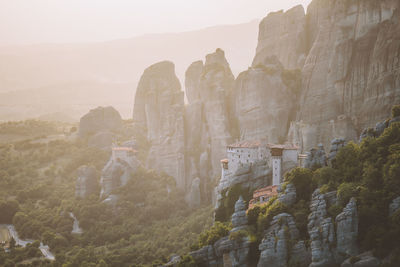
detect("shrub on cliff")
(198, 221), (232, 247)
(284, 167), (315, 201)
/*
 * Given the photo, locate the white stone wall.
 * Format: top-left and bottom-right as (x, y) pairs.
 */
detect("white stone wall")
(272, 156), (282, 185)
(227, 147), (259, 172)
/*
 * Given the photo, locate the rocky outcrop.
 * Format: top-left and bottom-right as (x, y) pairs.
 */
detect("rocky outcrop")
(231, 196), (247, 232)
(234, 57), (298, 142)
(359, 116), (400, 142)
(216, 161), (270, 209)
(308, 189), (338, 267)
(253, 5), (307, 70)
(79, 106), (123, 138)
(336, 198), (358, 262)
(295, 0), (400, 151)
(305, 144), (327, 169)
(132, 61), (186, 188)
(258, 213), (310, 267)
(389, 196), (400, 216)
(308, 189), (359, 266)
(278, 183), (297, 207)
(75, 165), (98, 198)
(100, 148), (141, 198)
(190, 197), (250, 267)
(328, 138), (346, 163)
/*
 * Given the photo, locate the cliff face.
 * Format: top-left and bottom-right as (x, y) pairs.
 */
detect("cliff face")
(252, 5), (307, 70)
(295, 0), (400, 150)
(250, 0), (400, 151)
(234, 57), (298, 142)
(185, 49), (234, 187)
(133, 61), (186, 188)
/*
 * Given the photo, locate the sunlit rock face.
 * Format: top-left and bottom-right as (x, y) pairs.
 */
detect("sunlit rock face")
(296, 0), (400, 151)
(252, 5), (307, 70)
(133, 61), (186, 188)
(185, 49), (234, 182)
(234, 57), (297, 142)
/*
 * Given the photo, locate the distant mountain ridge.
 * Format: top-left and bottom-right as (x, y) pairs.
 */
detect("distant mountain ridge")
(0, 20), (259, 121)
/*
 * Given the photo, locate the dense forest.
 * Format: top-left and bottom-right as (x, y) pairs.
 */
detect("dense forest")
(0, 120), (212, 267)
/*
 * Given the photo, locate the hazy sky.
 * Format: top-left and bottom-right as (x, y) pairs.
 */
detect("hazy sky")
(0, 0), (312, 45)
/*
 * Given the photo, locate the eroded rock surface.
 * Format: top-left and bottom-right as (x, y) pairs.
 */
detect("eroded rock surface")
(253, 5), (307, 69)
(296, 0), (400, 151)
(308, 189), (337, 267)
(258, 213), (310, 267)
(234, 57), (298, 142)
(336, 198), (358, 262)
(133, 61), (186, 188)
(185, 49), (234, 183)
(305, 144), (327, 169)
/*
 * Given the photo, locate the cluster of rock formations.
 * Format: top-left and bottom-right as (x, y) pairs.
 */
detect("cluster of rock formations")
(191, 184), (372, 267)
(130, 0), (400, 202)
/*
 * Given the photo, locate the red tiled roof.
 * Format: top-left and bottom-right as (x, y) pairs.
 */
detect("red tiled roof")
(228, 140), (264, 148)
(220, 159), (229, 163)
(267, 143), (299, 150)
(228, 140), (299, 150)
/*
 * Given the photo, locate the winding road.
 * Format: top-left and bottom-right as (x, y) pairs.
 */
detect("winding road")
(5, 225), (55, 260)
